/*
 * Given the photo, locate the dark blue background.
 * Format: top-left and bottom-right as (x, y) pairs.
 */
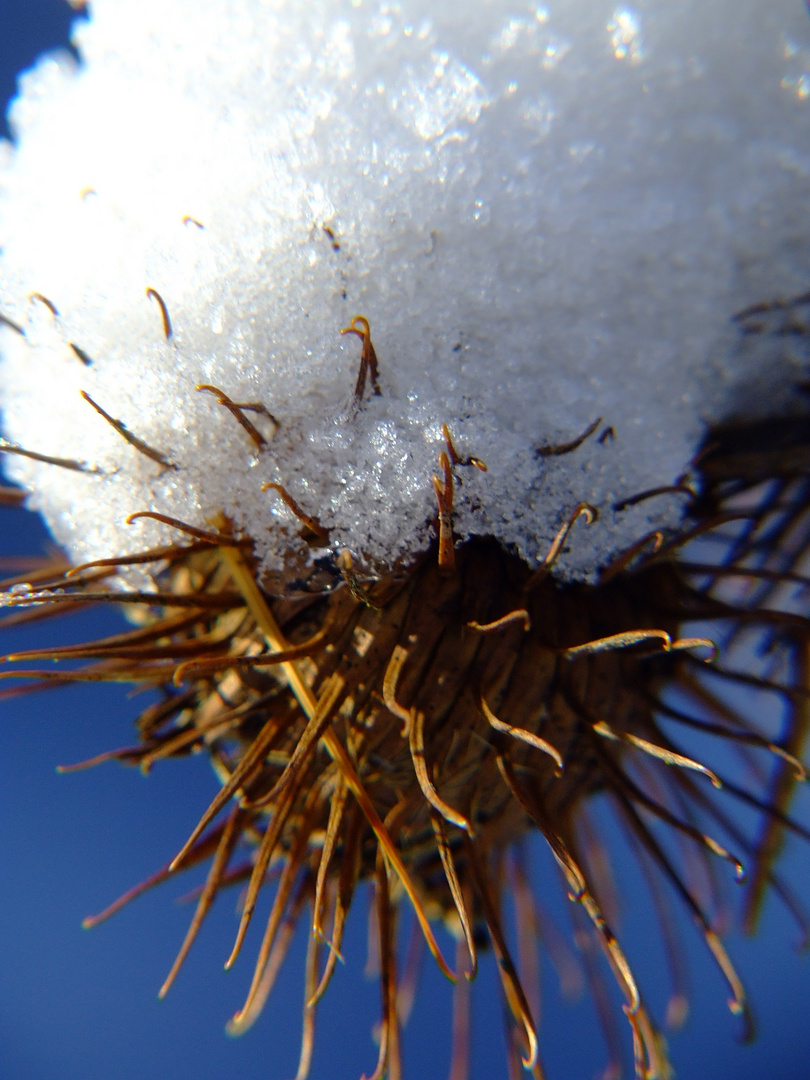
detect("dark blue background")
(2, 3), (810, 1079)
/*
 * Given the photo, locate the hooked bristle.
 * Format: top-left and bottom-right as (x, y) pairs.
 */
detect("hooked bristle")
(2, 395), (810, 1078)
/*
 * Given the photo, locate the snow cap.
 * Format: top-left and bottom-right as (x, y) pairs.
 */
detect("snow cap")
(1, 0), (809, 585)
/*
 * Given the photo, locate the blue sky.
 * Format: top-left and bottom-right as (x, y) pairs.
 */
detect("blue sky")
(2, 4), (810, 1080)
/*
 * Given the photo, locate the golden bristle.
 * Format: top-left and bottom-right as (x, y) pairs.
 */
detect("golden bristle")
(3, 393), (810, 1078)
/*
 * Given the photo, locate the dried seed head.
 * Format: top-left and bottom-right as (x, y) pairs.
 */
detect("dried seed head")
(2, 3), (810, 1079)
(3, 400), (810, 1078)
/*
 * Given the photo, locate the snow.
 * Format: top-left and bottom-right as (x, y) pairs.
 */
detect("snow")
(1, 0), (809, 585)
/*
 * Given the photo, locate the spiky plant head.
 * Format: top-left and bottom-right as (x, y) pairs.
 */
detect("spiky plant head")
(2, 2), (810, 1079)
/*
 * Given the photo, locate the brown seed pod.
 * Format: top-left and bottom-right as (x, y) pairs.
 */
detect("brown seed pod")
(2, 359), (809, 1079)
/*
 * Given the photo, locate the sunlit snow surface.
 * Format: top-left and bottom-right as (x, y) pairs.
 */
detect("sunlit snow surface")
(1, 0), (809, 585)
